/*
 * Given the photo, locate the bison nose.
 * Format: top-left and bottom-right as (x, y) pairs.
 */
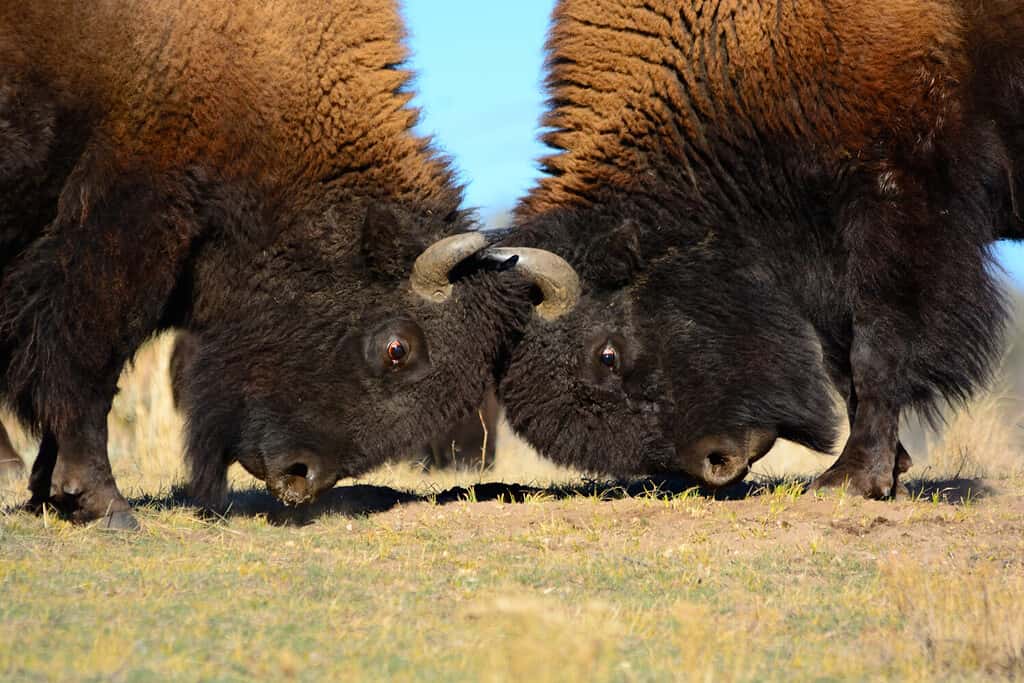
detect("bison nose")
(679, 428), (778, 488)
(269, 455), (339, 506)
(699, 448), (751, 487)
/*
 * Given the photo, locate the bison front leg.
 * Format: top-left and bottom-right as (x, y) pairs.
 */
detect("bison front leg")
(2, 148), (200, 528)
(810, 333), (906, 498)
(48, 408), (136, 530)
(25, 431), (56, 509)
(808, 164), (1007, 499)
(812, 373), (912, 498)
(19, 422), (131, 527)
(22, 428), (134, 528)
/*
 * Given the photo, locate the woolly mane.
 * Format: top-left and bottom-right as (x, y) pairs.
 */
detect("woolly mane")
(519, 0), (966, 216)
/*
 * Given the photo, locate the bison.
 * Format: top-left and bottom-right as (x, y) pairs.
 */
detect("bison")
(488, 0), (1024, 497)
(0, 0), (552, 528)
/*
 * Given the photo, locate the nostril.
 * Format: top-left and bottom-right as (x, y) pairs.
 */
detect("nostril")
(284, 463), (309, 479)
(707, 452), (728, 469)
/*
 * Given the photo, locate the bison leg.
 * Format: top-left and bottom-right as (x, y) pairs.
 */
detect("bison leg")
(810, 156), (1004, 498)
(810, 335), (904, 499)
(2, 147), (200, 528)
(814, 378), (913, 498)
(25, 430), (57, 509)
(47, 409), (136, 530)
(23, 426), (133, 529)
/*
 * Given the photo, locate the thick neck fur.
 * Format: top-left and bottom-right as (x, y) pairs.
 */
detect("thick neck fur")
(2, 0), (460, 213)
(518, 0), (966, 218)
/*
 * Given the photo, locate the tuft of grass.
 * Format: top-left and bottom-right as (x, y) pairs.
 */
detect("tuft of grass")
(465, 593), (626, 682)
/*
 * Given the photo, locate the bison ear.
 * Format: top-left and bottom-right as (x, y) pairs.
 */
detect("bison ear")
(360, 203), (421, 277)
(585, 219), (644, 287)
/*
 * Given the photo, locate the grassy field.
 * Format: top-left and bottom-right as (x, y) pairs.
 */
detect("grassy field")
(1, 322), (1023, 681)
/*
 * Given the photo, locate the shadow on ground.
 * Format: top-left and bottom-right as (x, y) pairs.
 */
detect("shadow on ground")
(903, 477), (997, 502)
(132, 477), (766, 525)
(1, 474), (999, 527)
(140, 474), (1001, 525)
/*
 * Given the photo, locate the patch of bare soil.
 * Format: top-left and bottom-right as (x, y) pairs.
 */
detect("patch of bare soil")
(266, 478), (1023, 571)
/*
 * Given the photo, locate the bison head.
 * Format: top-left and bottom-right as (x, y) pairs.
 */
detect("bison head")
(492, 211), (839, 488)
(175, 194), (537, 509)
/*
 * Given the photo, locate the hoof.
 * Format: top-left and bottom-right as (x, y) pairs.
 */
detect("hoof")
(808, 467), (897, 500)
(21, 495), (48, 515)
(94, 509), (140, 532)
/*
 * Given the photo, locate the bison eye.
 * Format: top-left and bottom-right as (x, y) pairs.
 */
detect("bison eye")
(386, 338), (408, 365)
(598, 343), (618, 370)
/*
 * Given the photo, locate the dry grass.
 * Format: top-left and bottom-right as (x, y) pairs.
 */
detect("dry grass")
(3, 480), (1023, 681)
(1, 327), (1023, 682)
(920, 393), (1024, 481)
(888, 563), (1024, 677)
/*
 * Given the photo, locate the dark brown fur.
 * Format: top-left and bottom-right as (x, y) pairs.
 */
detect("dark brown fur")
(170, 332), (500, 473)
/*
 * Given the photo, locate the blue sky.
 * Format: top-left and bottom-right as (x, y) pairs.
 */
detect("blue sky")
(403, 1), (1024, 288)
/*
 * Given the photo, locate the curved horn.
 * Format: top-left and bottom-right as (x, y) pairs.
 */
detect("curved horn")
(411, 232), (488, 303)
(485, 247), (580, 321)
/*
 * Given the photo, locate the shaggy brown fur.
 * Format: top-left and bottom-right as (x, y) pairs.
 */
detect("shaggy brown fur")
(524, 0), (1018, 215)
(495, 0), (1023, 498)
(1, 1), (456, 208)
(0, 1), (529, 527)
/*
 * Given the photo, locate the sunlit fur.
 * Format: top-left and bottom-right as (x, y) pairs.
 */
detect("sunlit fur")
(498, 0), (1023, 478)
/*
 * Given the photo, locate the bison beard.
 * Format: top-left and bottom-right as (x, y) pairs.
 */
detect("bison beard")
(0, 1), (538, 528)
(493, 0), (1023, 497)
